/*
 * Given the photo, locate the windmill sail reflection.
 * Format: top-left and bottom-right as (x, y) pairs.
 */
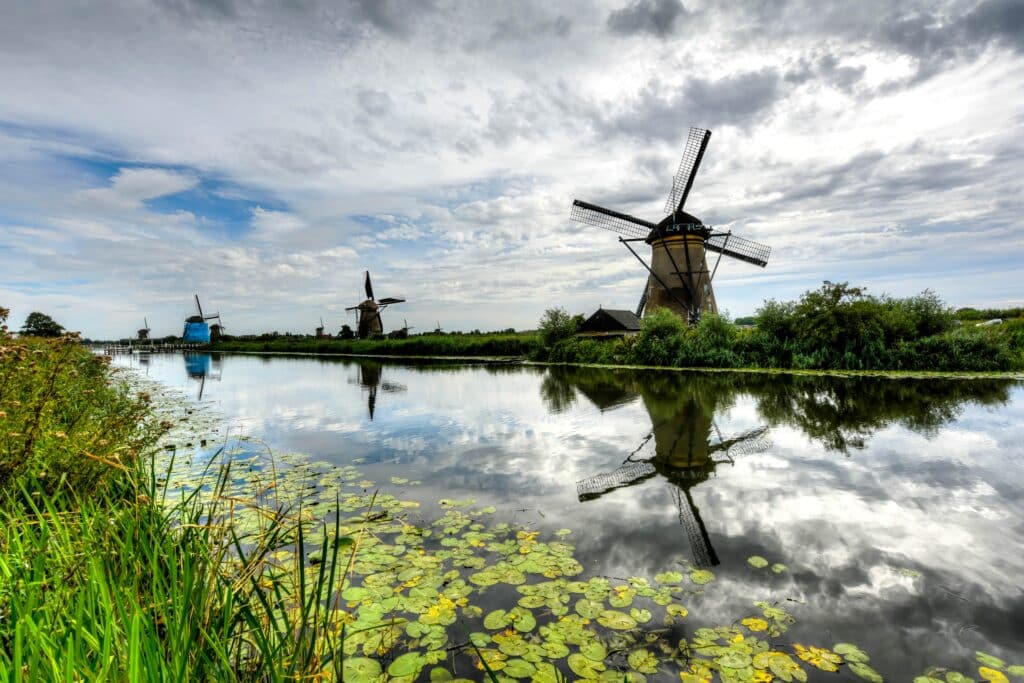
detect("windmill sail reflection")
(544, 367), (771, 568)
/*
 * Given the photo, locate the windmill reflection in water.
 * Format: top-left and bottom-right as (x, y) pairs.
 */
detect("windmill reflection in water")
(544, 368), (772, 568)
(349, 361), (407, 420)
(183, 352), (222, 400)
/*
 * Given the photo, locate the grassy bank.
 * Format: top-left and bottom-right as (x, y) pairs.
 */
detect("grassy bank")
(207, 331), (537, 358)
(536, 283), (1024, 372)
(0, 321), (356, 680)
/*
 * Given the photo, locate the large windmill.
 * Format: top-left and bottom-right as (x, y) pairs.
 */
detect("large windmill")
(570, 127), (771, 323)
(345, 271), (405, 339)
(182, 294), (222, 343)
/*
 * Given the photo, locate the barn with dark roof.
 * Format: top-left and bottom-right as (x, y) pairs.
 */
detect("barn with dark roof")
(577, 307), (642, 338)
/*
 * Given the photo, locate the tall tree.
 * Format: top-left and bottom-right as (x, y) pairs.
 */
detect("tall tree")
(20, 311), (65, 337)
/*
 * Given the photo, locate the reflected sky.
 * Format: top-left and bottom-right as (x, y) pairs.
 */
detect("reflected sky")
(114, 352), (1024, 676)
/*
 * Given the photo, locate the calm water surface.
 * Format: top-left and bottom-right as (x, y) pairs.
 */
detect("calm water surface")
(117, 352), (1024, 678)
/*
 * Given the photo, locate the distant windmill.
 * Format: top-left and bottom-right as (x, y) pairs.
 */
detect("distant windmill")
(389, 318), (415, 340)
(434, 321), (443, 334)
(315, 317), (327, 339)
(182, 294), (221, 343)
(570, 127), (771, 323)
(345, 271), (405, 339)
(137, 317), (151, 341)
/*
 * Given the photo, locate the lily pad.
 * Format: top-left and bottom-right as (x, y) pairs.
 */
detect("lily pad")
(747, 555), (769, 569)
(849, 662), (884, 683)
(834, 643), (870, 663)
(388, 652), (427, 678)
(689, 569), (715, 585)
(342, 657), (383, 682)
(655, 571), (683, 584)
(977, 652), (1007, 669)
(568, 652), (606, 678)
(979, 667), (1009, 683)
(597, 610), (638, 630)
(580, 640), (607, 662)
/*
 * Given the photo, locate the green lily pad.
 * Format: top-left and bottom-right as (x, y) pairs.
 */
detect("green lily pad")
(834, 643), (870, 663)
(580, 640), (607, 662)
(747, 555), (769, 568)
(342, 657), (383, 682)
(597, 610), (638, 630)
(719, 652), (753, 669)
(502, 658), (536, 679)
(689, 569), (715, 585)
(849, 662), (884, 683)
(388, 652), (427, 678)
(977, 652), (1006, 669)
(568, 652), (606, 677)
(655, 571), (683, 584)
(575, 598), (603, 619)
(428, 667), (453, 682)
(771, 563), (788, 574)
(628, 649), (659, 674)
(630, 607), (652, 624)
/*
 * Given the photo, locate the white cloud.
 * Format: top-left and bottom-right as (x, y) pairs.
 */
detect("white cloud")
(73, 167), (198, 212)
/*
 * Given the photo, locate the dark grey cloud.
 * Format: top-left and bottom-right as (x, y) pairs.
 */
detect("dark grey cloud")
(601, 69), (782, 141)
(349, 0), (434, 38)
(154, 0), (435, 39)
(963, 0), (1024, 50)
(607, 0), (689, 38)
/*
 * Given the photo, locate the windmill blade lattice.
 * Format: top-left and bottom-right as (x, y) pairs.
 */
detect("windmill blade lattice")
(576, 460), (657, 499)
(570, 200), (654, 240)
(664, 128), (711, 214)
(705, 233), (771, 267)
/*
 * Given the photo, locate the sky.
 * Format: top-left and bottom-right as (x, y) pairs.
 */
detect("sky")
(1, 0), (1022, 339)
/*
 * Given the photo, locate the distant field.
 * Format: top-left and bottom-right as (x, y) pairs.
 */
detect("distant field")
(207, 332), (538, 357)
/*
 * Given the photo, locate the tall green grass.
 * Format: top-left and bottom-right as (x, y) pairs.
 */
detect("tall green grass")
(0, 314), (366, 680)
(0, 455), (368, 681)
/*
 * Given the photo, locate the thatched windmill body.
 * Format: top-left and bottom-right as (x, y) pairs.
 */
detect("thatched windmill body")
(571, 128), (772, 323)
(137, 317), (151, 341)
(346, 271), (405, 339)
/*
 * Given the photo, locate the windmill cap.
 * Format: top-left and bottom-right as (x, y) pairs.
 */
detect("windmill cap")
(647, 211), (710, 243)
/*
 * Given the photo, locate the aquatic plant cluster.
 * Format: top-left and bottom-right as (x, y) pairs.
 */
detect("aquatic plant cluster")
(3, 327), (1024, 680)
(536, 284), (1024, 372)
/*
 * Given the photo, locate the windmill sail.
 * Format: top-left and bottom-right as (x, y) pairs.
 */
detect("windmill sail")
(570, 200), (654, 239)
(364, 271), (374, 301)
(705, 233), (771, 267)
(664, 128), (711, 214)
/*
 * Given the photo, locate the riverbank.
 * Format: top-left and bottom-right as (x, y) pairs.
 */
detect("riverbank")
(205, 331), (537, 358)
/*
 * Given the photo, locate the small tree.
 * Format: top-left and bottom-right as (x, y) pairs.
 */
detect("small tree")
(537, 308), (580, 348)
(20, 311), (65, 337)
(339, 324), (355, 340)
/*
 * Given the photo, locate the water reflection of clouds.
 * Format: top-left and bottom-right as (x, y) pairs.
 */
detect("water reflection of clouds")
(116, 354), (1024, 674)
